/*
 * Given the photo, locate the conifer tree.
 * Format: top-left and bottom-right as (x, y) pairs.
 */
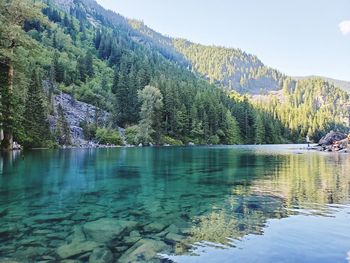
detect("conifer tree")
(55, 104), (71, 146)
(24, 69), (51, 148)
(254, 113), (266, 144)
(0, 0), (46, 150)
(225, 110), (242, 144)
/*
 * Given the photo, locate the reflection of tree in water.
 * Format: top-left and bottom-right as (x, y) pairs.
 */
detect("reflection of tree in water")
(184, 152), (350, 251)
(251, 153), (350, 210)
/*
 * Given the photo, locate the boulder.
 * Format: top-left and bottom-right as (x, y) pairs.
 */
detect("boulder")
(56, 241), (100, 259)
(88, 247), (113, 263)
(164, 224), (180, 234)
(118, 239), (168, 263)
(318, 131), (346, 146)
(143, 222), (166, 233)
(83, 218), (138, 243)
(164, 232), (184, 243)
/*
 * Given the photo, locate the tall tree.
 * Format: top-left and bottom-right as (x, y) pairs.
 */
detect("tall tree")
(23, 69), (51, 148)
(224, 110), (242, 144)
(254, 113), (266, 144)
(55, 104), (71, 146)
(137, 85), (163, 145)
(0, 0), (46, 150)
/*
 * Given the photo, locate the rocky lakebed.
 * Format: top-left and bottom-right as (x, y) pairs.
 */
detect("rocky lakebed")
(0, 200), (192, 262)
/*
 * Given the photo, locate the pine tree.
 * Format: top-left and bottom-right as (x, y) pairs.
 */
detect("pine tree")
(85, 51), (94, 77)
(254, 113), (266, 144)
(24, 69), (51, 148)
(56, 104), (71, 146)
(225, 110), (242, 144)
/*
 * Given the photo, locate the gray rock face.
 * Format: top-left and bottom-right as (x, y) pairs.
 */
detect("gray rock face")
(88, 247), (113, 263)
(49, 93), (110, 146)
(56, 241), (101, 259)
(83, 218), (138, 243)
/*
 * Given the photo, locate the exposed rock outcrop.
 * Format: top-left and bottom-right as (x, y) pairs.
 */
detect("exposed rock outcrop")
(48, 93), (111, 147)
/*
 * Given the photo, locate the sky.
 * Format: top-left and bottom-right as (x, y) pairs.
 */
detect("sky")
(96, 0), (350, 81)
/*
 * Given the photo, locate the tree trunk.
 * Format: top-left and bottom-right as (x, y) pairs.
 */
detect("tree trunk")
(1, 59), (14, 151)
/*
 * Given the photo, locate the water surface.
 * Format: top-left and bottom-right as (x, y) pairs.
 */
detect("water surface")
(0, 145), (350, 262)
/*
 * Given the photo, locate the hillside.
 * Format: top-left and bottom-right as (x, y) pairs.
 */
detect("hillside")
(128, 20), (285, 94)
(293, 76), (350, 93)
(0, 0), (296, 151)
(0, 0), (348, 152)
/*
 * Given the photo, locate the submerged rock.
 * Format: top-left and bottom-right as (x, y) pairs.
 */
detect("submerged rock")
(164, 224), (180, 234)
(56, 241), (101, 259)
(143, 222), (166, 233)
(118, 238), (168, 263)
(0, 223), (18, 237)
(30, 213), (71, 223)
(88, 247), (113, 263)
(165, 232), (184, 243)
(83, 218), (138, 243)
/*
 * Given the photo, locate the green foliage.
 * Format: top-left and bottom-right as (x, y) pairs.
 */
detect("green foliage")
(224, 110), (242, 144)
(161, 136), (183, 146)
(1, 0), (343, 149)
(137, 86), (163, 145)
(95, 128), (123, 145)
(256, 78), (349, 142)
(23, 69), (52, 148)
(172, 39), (284, 94)
(254, 113), (266, 144)
(55, 104), (71, 146)
(125, 126), (139, 145)
(81, 121), (97, 141)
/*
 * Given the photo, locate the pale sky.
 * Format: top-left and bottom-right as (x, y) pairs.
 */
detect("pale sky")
(96, 0), (350, 81)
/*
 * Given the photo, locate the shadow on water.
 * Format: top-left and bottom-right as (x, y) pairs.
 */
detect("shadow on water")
(0, 146), (350, 262)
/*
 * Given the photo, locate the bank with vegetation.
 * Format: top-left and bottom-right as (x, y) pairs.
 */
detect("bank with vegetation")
(0, 0), (349, 150)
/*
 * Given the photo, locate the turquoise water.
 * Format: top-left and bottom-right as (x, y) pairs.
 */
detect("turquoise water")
(0, 145), (350, 262)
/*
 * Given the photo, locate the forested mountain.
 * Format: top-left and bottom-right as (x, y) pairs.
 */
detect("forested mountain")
(128, 20), (285, 94)
(293, 76), (350, 94)
(0, 0), (348, 150)
(255, 78), (349, 141)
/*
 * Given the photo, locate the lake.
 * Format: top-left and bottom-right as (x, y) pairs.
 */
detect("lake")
(1, 145), (350, 262)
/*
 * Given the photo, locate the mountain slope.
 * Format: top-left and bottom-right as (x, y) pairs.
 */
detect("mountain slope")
(128, 20), (285, 94)
(293, 76), (350, 93)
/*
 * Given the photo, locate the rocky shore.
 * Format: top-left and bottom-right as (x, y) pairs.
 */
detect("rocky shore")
(311, 131), (350, 153)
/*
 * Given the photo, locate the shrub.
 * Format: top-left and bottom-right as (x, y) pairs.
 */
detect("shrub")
(125, 126), (139, 145)
(161, 136), (183, 146)
(95, 128), (123, 145)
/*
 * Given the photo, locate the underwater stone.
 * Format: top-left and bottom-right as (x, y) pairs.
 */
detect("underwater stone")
(165, 232), (184, 243)
(143, 222), (166, 233)
(0, 223), (18, 237)
(56, 241), (101, 259)
(88, 247), (113, 263)
(164, 224), (180, 234)
(29, 213), (72, 223)
(118, 238), (168, 263)
(83, 218), (138, 243)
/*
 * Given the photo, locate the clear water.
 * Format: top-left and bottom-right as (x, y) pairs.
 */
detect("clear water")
(1, 145), (350, 262)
